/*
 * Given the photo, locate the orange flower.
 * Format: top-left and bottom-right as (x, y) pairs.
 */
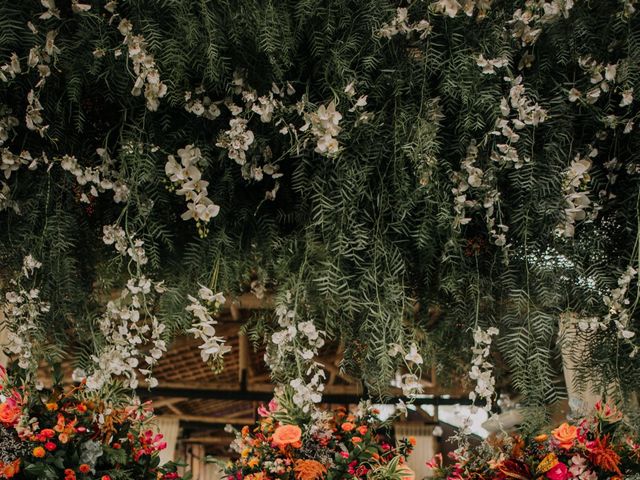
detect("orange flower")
(272, 424), (302, 447)
(408, 436), (417, 446)
(0, 399), (21, 427)
(0, 459), (20, 478)
(357, 425), (368, 435)
(341, 422), (355, 432)
(551, 423), (577, 450)
(79, 464), (91, 473)
(45, 402), (58, 411)
(351, 436), (362, 443)
(534, 434), (548, 442)
(294, 459), (326, 480)
(32, 447), (46, 458)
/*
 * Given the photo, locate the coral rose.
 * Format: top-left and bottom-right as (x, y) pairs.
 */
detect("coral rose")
(272, 424), (302, 447)
(294, 459), (326, 480)
(341, 422), (355, 432)
(0, 398), (21, 427)
(551, 423), (577, 450)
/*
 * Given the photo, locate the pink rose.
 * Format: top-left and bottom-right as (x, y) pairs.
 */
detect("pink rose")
(546, 462), (570, 480)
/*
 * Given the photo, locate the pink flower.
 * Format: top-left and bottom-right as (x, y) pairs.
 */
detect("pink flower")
(340, 451), (349, 459)
(257, 404), (270, 417)
(426, 453), (443, 469)
(546, 462), (570, 480)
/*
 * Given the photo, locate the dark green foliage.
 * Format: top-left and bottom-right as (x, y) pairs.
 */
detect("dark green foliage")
(0, 0), (639, 421)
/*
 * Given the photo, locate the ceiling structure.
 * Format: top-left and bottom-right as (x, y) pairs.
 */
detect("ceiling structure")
(137, 293), (474, 456)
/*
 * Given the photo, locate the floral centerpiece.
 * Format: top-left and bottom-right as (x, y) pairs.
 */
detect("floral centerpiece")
(427, 402), (640, 480)
(0, 366), (187, 480)
(222, 388), (415, 480)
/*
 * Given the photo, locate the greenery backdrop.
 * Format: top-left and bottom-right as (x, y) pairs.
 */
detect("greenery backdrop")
(0, 0), (639, 428)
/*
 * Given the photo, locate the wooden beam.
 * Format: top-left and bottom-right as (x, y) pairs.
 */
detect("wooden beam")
(182, 436), (235, 445)
(160, 414), (254, 425)
(141, 386), (476, 406)
(225, 408), (255, 419)
(238, 333), (250, 384)
(153, 397), (187, 409)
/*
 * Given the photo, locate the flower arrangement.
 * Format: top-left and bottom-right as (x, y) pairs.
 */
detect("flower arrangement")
(427, 402), (640, 480)
(222, 388), (415, 480)
(0, 366), (187, 480)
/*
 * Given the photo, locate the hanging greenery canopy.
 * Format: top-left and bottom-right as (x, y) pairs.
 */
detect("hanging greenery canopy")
(0, 0), (639, 424)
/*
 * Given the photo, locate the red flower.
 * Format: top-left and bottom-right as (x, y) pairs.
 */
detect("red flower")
(588, 436), (622, 475)
(546, 462), (570, 480)
(44, 441), (57, 452)
(79, 464), (91, 473)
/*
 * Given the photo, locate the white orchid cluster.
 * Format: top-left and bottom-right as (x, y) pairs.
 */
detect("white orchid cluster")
(1, 146), (45, 214)
(116, 19), (167, 111)
(623, 0), (637, 16)
(491, 76), (547, 167)
(577, 266), (639, 357)
(27, 30), (59, 90)
(184, 87), (222, 120)
(215, 74), (278, 165)
(389, 342), (425, 397)
(2, 4), (84, 141)
(59, 150), (130, 204)
(1, 148), (40, 181)
(468, 326), (499, 411)
(602, 266), (637, 343)
(476, 54), (509, 75)
(569, 58), (634, 134)
(1, 23), (61, 136)
(510, 0), (574, 47)
(25, 90), (46, 135)
(216, 118), (256, 165)
(555, 148), (595, 237)
(0, 53), (22, 82)
(431, 0), (494, 18)
(186, 285), (230, 370)
(265, 292), (326, 411)
(80, 225), (165, 390)
(86, 275), (167, 390)
(378, 8), (431, 39)
(300, 101), (343, 156)
(343, 82), (373, 126)
(1, 255), (50, 373)
(102, 224), (149, 266)
(0, 108), (18, 147)
(165, 145), (220, 234)
(452, 141), (508, 246)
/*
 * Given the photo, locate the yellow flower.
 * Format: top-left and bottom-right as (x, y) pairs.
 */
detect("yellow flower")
(32, 446), (46, 458)
(248, 457), (260, 468)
